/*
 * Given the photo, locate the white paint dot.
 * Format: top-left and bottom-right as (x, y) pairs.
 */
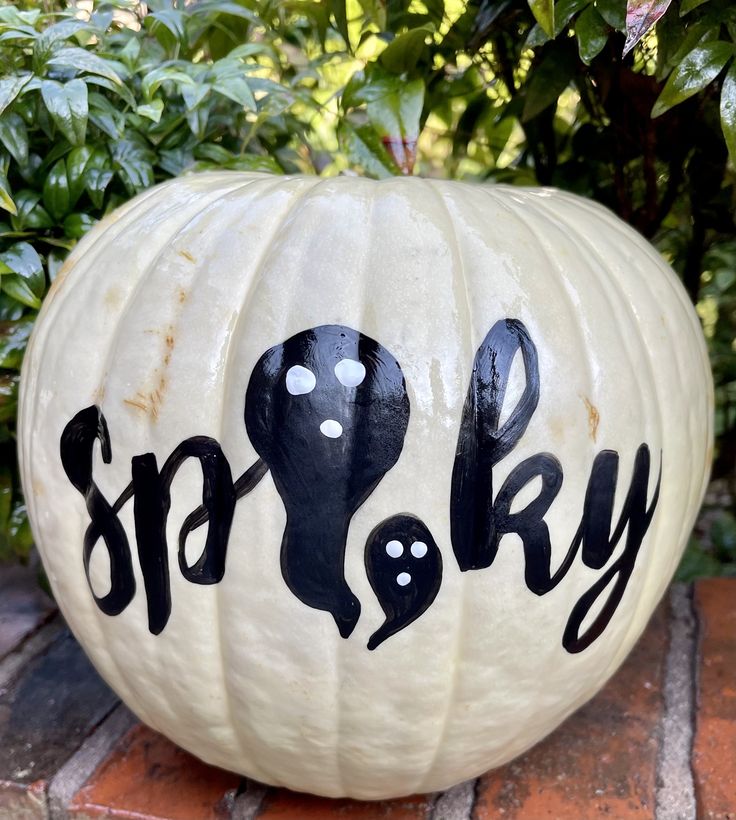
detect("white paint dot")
(386, 540), (403, 558)
(396, 572), (411, 587)
(286, 365), (316, 396)
(411, 541), (428, 558)
(335, 358), (366, 388)
(320, 419), (343, 438)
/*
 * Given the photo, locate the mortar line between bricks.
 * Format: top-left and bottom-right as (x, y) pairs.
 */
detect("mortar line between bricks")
(47, 703), (138, 820)
(654, 583), (697, 820)
(689, 581), (704, 818)
(429, 777), (478, 820)
(231, 779), (269, 820)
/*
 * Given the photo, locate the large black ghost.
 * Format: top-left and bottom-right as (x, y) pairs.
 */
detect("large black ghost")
(245, 325), (410, 638)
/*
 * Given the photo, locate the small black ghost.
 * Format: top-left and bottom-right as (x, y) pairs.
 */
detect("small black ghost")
(365, 514), (442, 650)
(245, 325), (410, 638)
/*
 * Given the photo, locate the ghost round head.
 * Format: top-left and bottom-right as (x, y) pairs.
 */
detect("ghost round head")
(245, 325), (410, 512)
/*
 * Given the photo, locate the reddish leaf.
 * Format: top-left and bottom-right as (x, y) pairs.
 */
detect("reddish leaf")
(623, 0), (673, 56)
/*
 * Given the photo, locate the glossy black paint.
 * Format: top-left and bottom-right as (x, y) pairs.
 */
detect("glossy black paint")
(244, 325), (410, 638)
(451, 318), (540, 572)
(59, 405), (135, 617)
(450, 318), (662, 652)
(61, 409), (246, 634)
(365, 514), (442, 650)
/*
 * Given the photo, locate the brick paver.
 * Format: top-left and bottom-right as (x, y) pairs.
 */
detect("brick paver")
(67, 724), (240, 820)
(258, 791), (434, 819)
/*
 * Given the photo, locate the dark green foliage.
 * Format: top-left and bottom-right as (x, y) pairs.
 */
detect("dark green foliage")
(1, 0), (735, 576)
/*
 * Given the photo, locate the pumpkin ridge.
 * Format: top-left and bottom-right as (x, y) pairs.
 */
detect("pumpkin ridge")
(89, 179), (256, 731)
(539, 199), (669, 690)
(490, 191), (616, 715)
(214, 174), (322, 787)
(412, 178), (472, 794)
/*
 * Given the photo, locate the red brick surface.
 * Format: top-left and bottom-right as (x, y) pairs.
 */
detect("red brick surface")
(258, 791), (433, 819)
(67, 724), (240, 819)
(474, 606), (668, 819)
(693, 578), (736, 819)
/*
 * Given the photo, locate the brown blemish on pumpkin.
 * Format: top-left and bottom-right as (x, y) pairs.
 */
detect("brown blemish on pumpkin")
(177, 288), (188, 304)
(124, 398), (148, 414)
(582, 396), (600, 443)
(163, 334), (175, 367)
(104, 287), (123, 311)
(32, 480), (44, 497)
(548, 415), (566, 444)
(179, 249), (196, 263)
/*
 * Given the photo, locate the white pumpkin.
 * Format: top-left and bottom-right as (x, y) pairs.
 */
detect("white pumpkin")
(18, 172), (712, 800)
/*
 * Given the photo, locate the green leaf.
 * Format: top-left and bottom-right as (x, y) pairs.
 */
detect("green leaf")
(9, 189), (52, 231)
(136, 99), (164, 122)
(344, 71), (424, 173)
(47, 47), (124, 86)
(379, 25), (433, 74)
(576, 5), (609, 63)
(40, 79), (88, 146)
(63, 212), (95, 239)
(145, 8), (186, 51)
(85, 167), (113, 209)
(88, 92), (125, 139)
(680, 0), (709, 14)
(141, 67), (195, 100)
(186, 106), (209, 139)
(0, 112), (29, 166)
(711, 511), (736, 561)
(652, 41), (734, 117)
(8, 500), (33, 559)
(523, 46), (576, 120)
(0, 6), (40, 28)
(0, 465), (11, 534)
(34, 19), (94, 59)
(83, 76), (136, 108)
(529, 0), (555, 37)
(721, 63), (736, 167)
(0, 172), (16, 216)
(46, 250), (65, 282)
(0, 317), (33, 369)
(2, 276), (41, 309)
(1, 241), (44, 295)
(112, 140), (155, 194)
(0, 74), (31, 117)
(0, 242), (46, 308)
(527, 0), (590, 47)
(675, 539), (723, 582)
(623, 0), (673, 56)
(66, 145), (94, 207)
(595, 0), (626, 30)
(338, 121), (400, 178)
(43, 158), (71, 221)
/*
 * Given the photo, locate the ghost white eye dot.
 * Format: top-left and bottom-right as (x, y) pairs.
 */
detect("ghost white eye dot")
(285, 365), (316, 395)
(335, 358), (366, 388)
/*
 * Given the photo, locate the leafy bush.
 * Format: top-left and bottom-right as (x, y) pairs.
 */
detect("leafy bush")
(1, 0), (735, 573)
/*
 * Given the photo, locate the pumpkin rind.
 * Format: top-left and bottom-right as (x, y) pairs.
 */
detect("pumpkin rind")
(18, 173), (712, 799)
